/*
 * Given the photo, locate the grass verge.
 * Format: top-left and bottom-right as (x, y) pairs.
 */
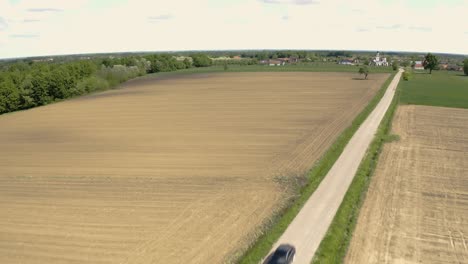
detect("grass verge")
(311, 74), (401, 264)
(237, 72), (397, 264)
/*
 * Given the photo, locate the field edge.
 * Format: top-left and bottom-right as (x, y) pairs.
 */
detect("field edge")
(236, 71), (397, 264)
(311, 73), (401, 263)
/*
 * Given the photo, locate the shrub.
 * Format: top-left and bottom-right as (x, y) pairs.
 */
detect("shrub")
(403, 71), (411, 81)
(75, 76), (110, 94)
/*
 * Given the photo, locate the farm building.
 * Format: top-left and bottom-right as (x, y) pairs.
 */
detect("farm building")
(439, 63), (449, 70)
(447, 64), (463, 71)
(339, 59), (355, 65)
(413, 61), (424, 70)
(268, 60), (285, 66)
(260, 56), (299, 66)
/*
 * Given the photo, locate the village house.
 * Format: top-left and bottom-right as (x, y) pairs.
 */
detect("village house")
(268, 60), (285, 66)
(447, 64), (463, 71)
(260, 56), (299, 66)
(338, 59), (355, 65)
(413, 61), (424, 70)
(438, 63), (448, 70)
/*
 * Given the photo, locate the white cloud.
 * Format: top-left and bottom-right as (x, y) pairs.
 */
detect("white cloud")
(0, 0), (467, 58)
(26, 8), (64, 12)
(409, 26), (432, 32)
(148, 14), (174, 22)
(0, 16), (8, 30)
(259, 0), (320, 5)
(377, 24), (403, 30)
(10, 34), (39, 38)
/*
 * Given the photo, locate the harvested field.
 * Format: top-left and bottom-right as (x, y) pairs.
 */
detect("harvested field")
(0, 72), (388, 264)
(346, 105), (468, 264)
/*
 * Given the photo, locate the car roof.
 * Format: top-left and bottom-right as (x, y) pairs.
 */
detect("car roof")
(276, 244), (295, 252)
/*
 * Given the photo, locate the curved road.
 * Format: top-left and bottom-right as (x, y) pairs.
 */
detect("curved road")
(268, 69), (403, 264)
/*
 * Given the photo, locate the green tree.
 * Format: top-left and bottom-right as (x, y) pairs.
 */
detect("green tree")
(191, 54), (212, 67)
(30, 71), (53, 105)
(183, 58), (192, 69)
(392, 61), (399, 71)
(0, 79), (21, 113)
(463, 59), (468, 76)
(19, 75), (36, 108)
(358, 66), (369, 79)
(423, 53), (439, 74)
(363, 58), (370, 66)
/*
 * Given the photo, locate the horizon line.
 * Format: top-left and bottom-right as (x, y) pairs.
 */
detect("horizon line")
(1, 48), (467, 61)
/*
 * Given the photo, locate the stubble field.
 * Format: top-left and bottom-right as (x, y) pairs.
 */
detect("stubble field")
(0, 72), (388, 264)
(346, 105), (468, 264)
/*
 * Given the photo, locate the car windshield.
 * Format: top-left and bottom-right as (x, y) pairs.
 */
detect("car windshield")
(272, 249), (288, 259)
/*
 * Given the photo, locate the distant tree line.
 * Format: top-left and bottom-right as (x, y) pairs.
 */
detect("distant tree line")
(0, 53), (214, 115)
(1, 50), (466, 115)
(212, 58), (258, 66)
(235, 50), (310, 60)
(325, 51), (352, 57)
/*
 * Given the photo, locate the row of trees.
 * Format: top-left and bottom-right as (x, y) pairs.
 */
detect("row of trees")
(236, 50), (310, 60)
(0, 54), (213, 115)
(0, 60), (97, 113)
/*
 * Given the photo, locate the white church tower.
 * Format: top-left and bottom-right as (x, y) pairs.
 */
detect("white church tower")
(371, 52), (389, 67)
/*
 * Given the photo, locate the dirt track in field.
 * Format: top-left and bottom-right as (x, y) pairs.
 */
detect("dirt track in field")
(0, 72), (388, 264)
(346, 105), (468, 264)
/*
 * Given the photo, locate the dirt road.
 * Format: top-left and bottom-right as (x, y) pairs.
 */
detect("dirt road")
(269, 69), (403, 264)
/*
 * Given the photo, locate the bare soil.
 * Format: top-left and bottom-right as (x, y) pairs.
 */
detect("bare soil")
(346, 105), (468, 264)
(0, 72), (388, 264)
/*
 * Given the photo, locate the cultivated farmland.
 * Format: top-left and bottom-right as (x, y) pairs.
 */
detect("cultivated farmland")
(0, 72), (388, 264)
(346, 105), (468, 264)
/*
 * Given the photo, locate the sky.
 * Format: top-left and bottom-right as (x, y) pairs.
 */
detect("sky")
(0, 0), (467, 59)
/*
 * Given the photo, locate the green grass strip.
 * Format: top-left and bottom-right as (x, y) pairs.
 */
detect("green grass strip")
(311, 74), (402, 264)
(140, 64), (393, 80)
(237, 72), (397, 264)
(399, 70), (468, 109)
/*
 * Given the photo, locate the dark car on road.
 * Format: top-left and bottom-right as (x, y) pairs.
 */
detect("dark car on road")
(263, 244), (296, 264)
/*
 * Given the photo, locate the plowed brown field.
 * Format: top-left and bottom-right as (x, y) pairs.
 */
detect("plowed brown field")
(0, 72), (388, 264)
(346, 105), (468, 264)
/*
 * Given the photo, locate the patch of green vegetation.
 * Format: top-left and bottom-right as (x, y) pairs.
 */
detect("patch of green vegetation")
(236, 72), (396, 264)
(142, 63), (393, 80)
(400, 71), (468, 108)
(402, 71), (412, 81)
(312, 73), (401, 264)
(383, 133), (400, 142)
